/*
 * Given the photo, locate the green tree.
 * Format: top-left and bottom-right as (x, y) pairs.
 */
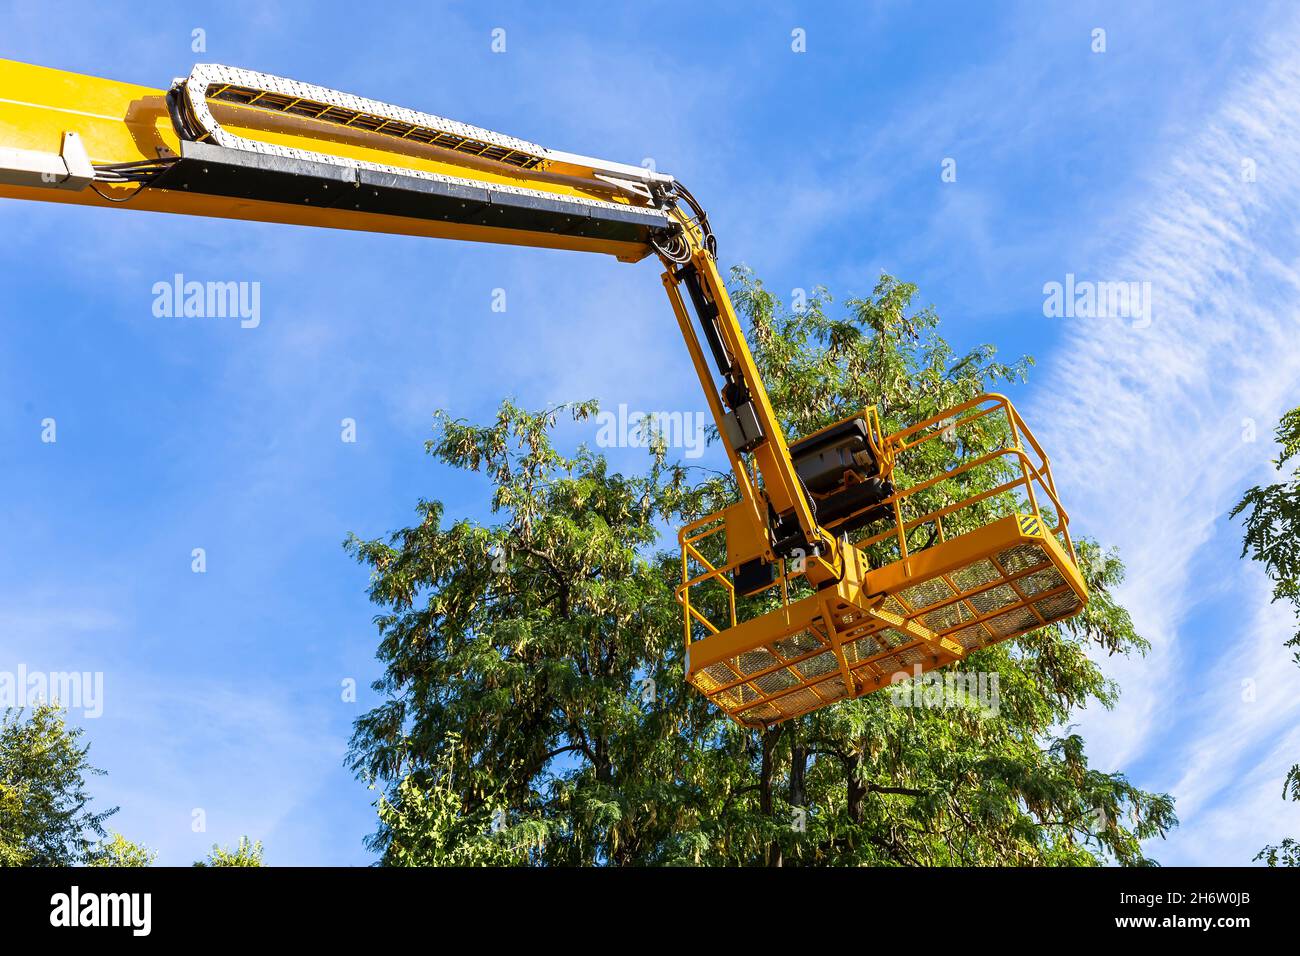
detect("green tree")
(0, 704), (117, 866)
(1232, 407), (1300, 866)
(372, 734), (549, 865)
(347, 398), (695, 865)
(0, 779), (25, 866)
(348, 269), (1175, 866)
(88, 832), (157, 867)
(194, 836), (265, 867)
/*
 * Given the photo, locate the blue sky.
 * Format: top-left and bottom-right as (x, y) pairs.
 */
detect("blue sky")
(2, 0), (1298, 865)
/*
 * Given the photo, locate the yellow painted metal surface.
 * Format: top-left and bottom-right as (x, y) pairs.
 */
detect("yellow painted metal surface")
(0, 58), (656, 260)
(680, 394), (1088, 727)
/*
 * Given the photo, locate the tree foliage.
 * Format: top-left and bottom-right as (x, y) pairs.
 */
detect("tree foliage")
(88, 832), (157, 867)
(1232, 407), (1300, 866)
(348, 269), (1175, 866)
(373, 734), (548, 865)
(194, 836), (265, 867)
(0, 705), (116, 866)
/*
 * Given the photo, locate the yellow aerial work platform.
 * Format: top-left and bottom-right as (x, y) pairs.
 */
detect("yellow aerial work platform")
(678, 394), (1085, 727)
(0, 58), (1089, 727)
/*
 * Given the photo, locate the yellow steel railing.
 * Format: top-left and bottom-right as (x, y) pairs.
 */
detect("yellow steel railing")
(676, 393), (1077, 654)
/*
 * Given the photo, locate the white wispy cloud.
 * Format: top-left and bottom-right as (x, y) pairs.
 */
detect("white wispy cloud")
(1031, 14), (1300, 859)
(1165, 591), (1300, 820)
(1161, 720), (1300, 866)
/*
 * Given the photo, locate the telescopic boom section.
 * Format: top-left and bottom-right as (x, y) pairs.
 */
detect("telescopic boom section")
(0, 57), (839, 579)
(0, 59), (1089, 728)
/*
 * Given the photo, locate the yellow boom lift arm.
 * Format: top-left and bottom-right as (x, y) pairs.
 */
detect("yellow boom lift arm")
(0, 59), (1088, 727)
